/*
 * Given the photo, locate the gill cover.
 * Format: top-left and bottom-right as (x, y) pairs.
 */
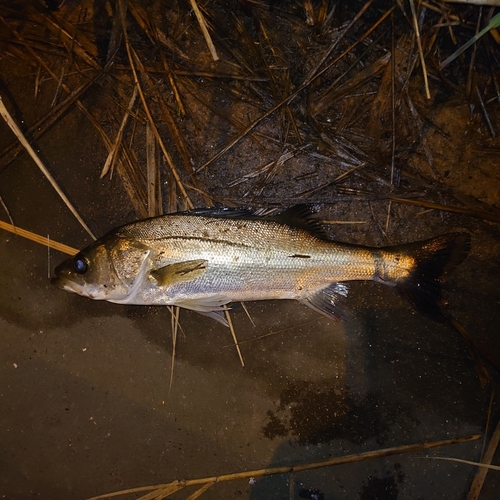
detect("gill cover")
(52, 236), (152, 302)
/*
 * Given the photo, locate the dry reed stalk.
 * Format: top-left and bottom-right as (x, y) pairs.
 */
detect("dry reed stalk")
(168, 306), (181, 393)
(467, 414), (500, 498)
(0, 196), (14, 227)
(449, 317), (491, 385)
(123, 10), (207, 203)
(0, 220), (78, 255)
(189, 0), (219, 61)
(146, 121), (162, 217)
(154, 36), (186, 116)
(185, 482), (215, 499)
(321, 220), (367, 225)
(196, 1), (374, 173)
(0, 17), (129, 203)
(0, 95), (96, 240)
(409, 0), (431, 99)
(131, 47), (193, 208)
(426, 456), (500, 470)
(225, 309), (244, 367)
(27, 9), (98, 70)
(87, 434), (481, 500)
(240, 302), (256, 327)
(225, 317), (324, 348)
(386, 195), (500, 223)
(100, 85), (138, 179)
(117, 0), (193, 209)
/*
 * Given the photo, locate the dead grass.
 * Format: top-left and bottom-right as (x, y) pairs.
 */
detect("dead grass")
(0, 1), (499, 496)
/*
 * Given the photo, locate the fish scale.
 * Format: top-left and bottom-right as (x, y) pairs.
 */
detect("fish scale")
(52, 205), (470, 325)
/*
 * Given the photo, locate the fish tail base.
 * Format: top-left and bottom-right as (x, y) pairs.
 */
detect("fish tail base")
(391, 232), (471, 322)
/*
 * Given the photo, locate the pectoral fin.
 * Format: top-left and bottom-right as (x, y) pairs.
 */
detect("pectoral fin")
(301, 283), (349, 321)
(150, 259), (208, 286)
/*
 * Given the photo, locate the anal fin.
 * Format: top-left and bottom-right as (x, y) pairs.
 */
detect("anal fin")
(198, 310), (229, 327)
(301, 283), (349, 321)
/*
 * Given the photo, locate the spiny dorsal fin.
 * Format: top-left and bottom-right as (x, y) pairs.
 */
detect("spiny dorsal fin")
(134, 205), (328, 239)
(270, 204), (328, 239)
(182, 207), (255, 218)
(181, 204), (327, 238)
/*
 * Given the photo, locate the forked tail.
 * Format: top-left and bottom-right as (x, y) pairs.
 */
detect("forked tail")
(391, 233), (471, 322)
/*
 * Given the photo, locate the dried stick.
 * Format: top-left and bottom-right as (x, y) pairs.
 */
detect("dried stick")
(117, 0), (193, 208)
(386, 196), (500, 223)
(87, 434), (481, 500)
(146, 121), (161, 217)
(467, 418), (500, 499)
(409, 0), (431, 99)
(195, 1), (374, 173)
(426, 456), (500, 471)
(0, 18), (118, 179)
(100, 85), (138, 178)
(168, 306), (181, 393)
(225, 310), (244, 367)
(0, 196), (14, 226)
(0, 220), (78, 255)
(189, 0), (219, 61)
(0, 95), (96, 240)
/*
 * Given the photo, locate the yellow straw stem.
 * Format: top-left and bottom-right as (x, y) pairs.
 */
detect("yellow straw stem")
(0, 220), (78, 255)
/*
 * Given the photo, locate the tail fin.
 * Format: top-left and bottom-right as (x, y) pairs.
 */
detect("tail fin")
(391, 233), (471, 322)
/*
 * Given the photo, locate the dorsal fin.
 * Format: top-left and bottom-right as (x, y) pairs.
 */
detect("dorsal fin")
(182, 205), (328, 239)
(270, 205), (328, 239)
(181, 207), (255, 218)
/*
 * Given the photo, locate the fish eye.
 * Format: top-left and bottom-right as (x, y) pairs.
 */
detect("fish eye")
(73, 256), (89, 274)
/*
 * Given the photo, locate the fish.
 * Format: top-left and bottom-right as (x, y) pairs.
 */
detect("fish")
(52, 205), (470, 325)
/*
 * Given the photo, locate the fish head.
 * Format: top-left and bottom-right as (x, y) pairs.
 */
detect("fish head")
(52, 234), (151, 303)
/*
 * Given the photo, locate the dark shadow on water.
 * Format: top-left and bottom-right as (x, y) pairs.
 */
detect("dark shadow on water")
(262, 379), (418, 446)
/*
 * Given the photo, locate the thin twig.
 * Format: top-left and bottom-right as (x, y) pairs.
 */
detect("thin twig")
(117, 0), (193, 208)
(240, 302), (255, 327)
(189, 0), (219, 61)
(87, 434), (481, 500)
(100, 85), (138, 179)
(195, 1), (374, 173)
(225, 310), (244, 367)
(482, 389), (495, 459)
(0, 95), (95, 239)
(169, 306), (181, 393)
(475, 85), (496, 138)
(409, 0), (431, 99)
(386, 196), (500, 223)
(0, 195), (14, 227)
(467, 413), (500, 499)
(0, 220), (78, 255)
(425, 456), (500, 471)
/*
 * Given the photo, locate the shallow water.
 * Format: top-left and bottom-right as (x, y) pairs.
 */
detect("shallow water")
(1, 2), (500, 498)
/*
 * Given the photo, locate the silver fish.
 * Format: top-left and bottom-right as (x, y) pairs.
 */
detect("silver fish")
(52, 206), (470, 325)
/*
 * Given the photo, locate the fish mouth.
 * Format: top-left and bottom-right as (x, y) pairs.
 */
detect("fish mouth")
(51, 276), (83, 295)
